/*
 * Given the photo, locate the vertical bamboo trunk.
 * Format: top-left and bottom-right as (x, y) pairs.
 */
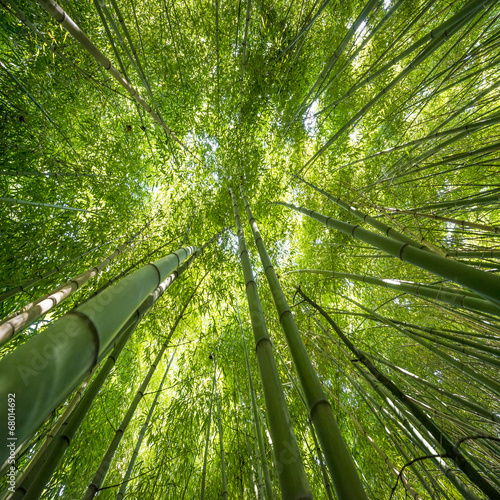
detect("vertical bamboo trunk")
(201, 350), (217, 500)
(229, 187), (312, 500)
(240, 187), (367, 500)
(116, 350), (176, 500)
(0, 247), (195, 463)
(235, 289), (274, 499)
(215, 382), (228, 500)
(13, 251), (197, 499)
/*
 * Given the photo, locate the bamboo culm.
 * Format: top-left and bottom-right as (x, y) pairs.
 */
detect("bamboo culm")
(0, 246), (195, 462)
(229, 187), (312, 499)
(15, 236), (213, 499)
(275, 201), (500, 308)
(297, 286), (500, 499)
(241, 187), (368, 500)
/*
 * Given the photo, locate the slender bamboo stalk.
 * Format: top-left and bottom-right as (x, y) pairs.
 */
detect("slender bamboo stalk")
(215, 378), (227, 500)
(82, 278), (203, 500)
(0, 197), (96, 214)
(238, 0), (252, 119)
(357, 367), (482, 500)
(294, 175), (431, 250)
(116, 350), (176, 500)
(0, 225), (145, 345)
(37, 0), (192, 155)
(298, 284), (500, 500)
(301, 0), (493, 172)
(341, 292), (500, 396)
(201, 346), (218, 500)
(369, 353), (500, 423)
(0, 239), (113, 303)
(316, 0), (478, 118)
(275, 201), (500, 307)
(241, 187), (367, 500)
(378, 206), (500, 234)
(283, 0), (379, 137)
(229, 187), (312, 499)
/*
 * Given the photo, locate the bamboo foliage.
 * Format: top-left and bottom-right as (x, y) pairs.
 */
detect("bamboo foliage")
(3, 0), (500, 497)
(37, 0), (192, 155)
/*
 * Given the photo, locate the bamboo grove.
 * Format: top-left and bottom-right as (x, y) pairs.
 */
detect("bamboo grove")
(0, 0), (500, 497)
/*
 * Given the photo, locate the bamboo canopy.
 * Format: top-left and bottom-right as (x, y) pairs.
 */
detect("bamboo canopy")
(1, 0), (500, 498)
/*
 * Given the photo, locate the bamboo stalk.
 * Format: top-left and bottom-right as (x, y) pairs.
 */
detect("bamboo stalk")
(0, 225), (145, 345)
(82, 279), (202, 500)
(289, 268), (500, 317)
(299, 287), (498, 498)
(116, 350), (176, 500)
(275, 201), (500, 308)
(13, 240), (209, 499)
(37, 0), (192, 155)
(241, 187), (367, 500)
(0, 246), (195, 462)
(235, 289), (274, 499)
(0, 240), (113, 304)
(229, 187), (312, 499)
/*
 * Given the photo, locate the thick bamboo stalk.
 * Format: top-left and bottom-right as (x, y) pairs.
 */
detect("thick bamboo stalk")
(0, 246), (195, 463)
(13, 319), (140, 500)
(275, 201), (500, 308)
(14, 245), (202, 499)
(37, 0), (191, 155)
(229, 187), (312, 499)
(289, 269), (500, 317)
(81, 281), (199, 500)
(241, 187), (367, 500)
(298, 287), (498, 499)
(273, 346), (334, 500)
